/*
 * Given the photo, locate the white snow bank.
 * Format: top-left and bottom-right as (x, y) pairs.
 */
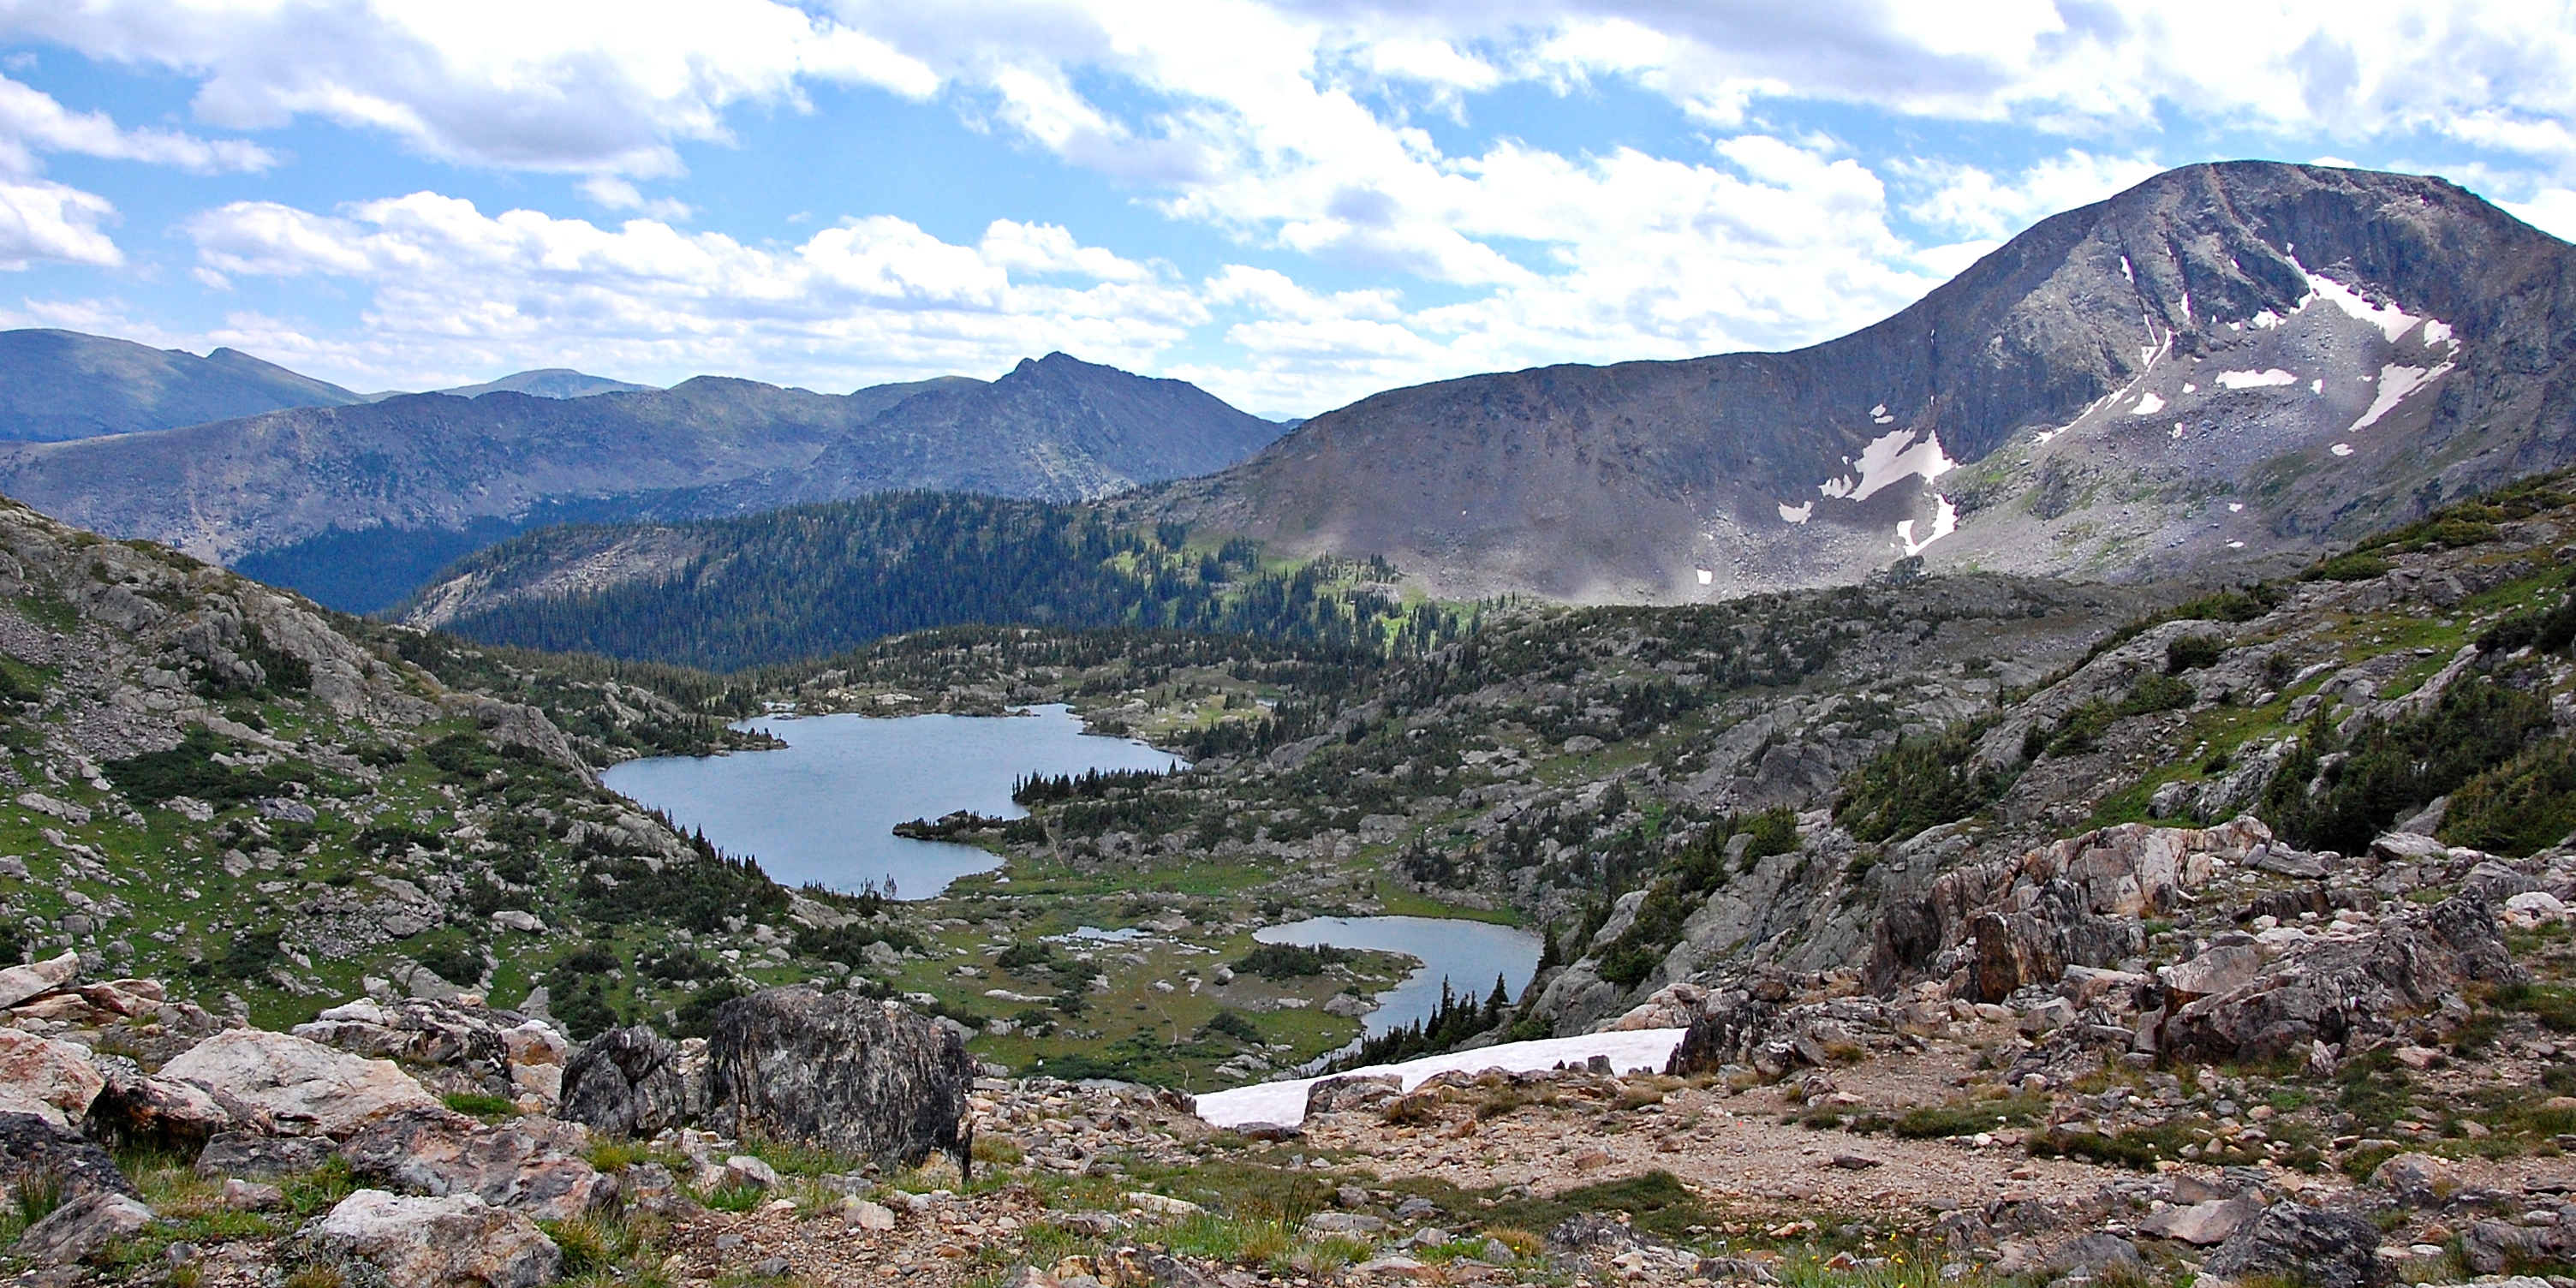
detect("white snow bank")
(2304, 272), (2424, 343)
(2214, 368), (2299, 390)
(1777, 500), (1813, 523)
(1192, 1029), (1690, 1129)
(2349, 362), (2454, 432)
(1898, 495), (1959, 557)
(1816, 428), (1955, 503)
(2132, 391), (2166, 415)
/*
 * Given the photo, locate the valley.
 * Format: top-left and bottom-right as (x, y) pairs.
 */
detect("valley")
(11, 158), (2576, 1288)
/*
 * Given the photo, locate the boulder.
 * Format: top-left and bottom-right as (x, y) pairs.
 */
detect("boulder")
(292, 997), (541, 1097)
(2048, 1232), (2143, 1276)
(296, 1190), (562, 1288)
(0, 949), (80, 1009)
(0, 1111), (139, 1200)
(196, 1130), (337, 1180)
(2202, 1202), (2385, 1288)
(703, 987), (974, 1175)
(159, 1028), (439, 1136)
(0, 1027), (104, 1128)
(89, 1058), (236, 1148)
(558, 1027), (708, 1140)
(15, 1190), (154, 1266)
(342, 1107), (612, 1222)
(1304, 1075), (1403, 1117)
(2162, 894), (2519, 1064)
(501, 1021), (569, 1107)
(2370, 1152), (2461, 1208)
(2137, 1196), (2261, 1245)
(2162, 944), (2261, 999)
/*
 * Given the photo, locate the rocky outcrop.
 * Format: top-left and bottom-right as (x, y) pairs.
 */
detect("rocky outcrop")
(705, 988), (974, 1174)
(2201, 1203), (2385, 1288)
(196, 1130), (337, 1181)
(558, 1026), (709, 1140)
(90, 1056), (236, 1148)
(341, 1107), (611, 1222)
(295, 1190), (562, 1288)
(1866, 817), (2272, 999)
(2160, 892), (2519, 1064)
(158, 1028), (439, 1136)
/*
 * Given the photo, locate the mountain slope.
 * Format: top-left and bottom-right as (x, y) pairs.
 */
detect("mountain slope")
(1156, 162), (2576, 601)
(0, 355), (1283, 611)
(429, 367), (659, 399)
(0, 329), (365, 442)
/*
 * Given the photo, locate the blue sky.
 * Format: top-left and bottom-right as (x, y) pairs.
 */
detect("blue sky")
(0, 2), (2569, 417)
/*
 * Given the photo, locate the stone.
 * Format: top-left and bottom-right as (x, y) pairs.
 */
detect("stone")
(159, 1028), (438, 1137)
(0, 1112), (140, 1201)
(15, 1190), (154, 1266)
(557, 1026), (709, 1140)
(0, 1028), (104, 1129)
(2203, 1202), (2386, 1288)
(195, 1131), (336, 1180)
(2138, 1196), (2261, 1245)
(292, 997), (542, 1097)
(2370, 833), (2450, 862)
(1831, 1154), (1884, 1170)
(1304, 1074), (1403, 1117)
(1124, 1190), (1202, 1217)
(1393, 1197), (1438, 1221)
(89, 1060), (235, 1148)
(1402, 1228), (1450, 1249)
(842, 1196), (898, 1230)
(621, 1163), (696, 1219)
(1304, 1212), (1387, 1236)
(219, 1178), (285, 1209)
(2048, 1233), (2143, 1276)
(342, 1106), (612, 1222)
(297, 1190), (563, 1288)
(2371, 1152), (2461, 1208)
(703, 987), (974, 1175)
(2162, 945), (2262, 999)
(723, 1154), (780, 1190)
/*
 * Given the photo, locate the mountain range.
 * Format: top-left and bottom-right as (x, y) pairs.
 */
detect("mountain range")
(0, 352), (1286, 612)
(1154, 162), (2576, 600)
(0, 329), (367, 442)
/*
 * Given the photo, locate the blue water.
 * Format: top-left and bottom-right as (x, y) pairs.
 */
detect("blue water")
(1255, 915), (1542, 1037)
(599, 705), (1182, 898)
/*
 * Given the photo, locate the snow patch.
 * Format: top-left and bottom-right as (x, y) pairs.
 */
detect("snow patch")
(2132, 391), (2167, 415)
(2170, 424), (2187, 440)
(1778, 500), (1814, 523)
(1816, 428), (1956, 503)
(2215, 368), (2299, 390)
(2304, 271), (2424, 342)
(2348, 362), (2454, 432)
(1869, 402), (1893, 425)
(2227, 540), (2246, 549)
(2331, 443), (2355, 457)
(1896, 495), (1959, 557)
(2248, 310), (2283, 330)
(2227, 503), (2244, 513)
(2423, 320), (2455, 347)
(1192, 1029), (1691, 1128)
(2181, 383), (2196, 394)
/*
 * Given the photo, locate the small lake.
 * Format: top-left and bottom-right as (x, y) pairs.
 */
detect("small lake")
(1255, 915), (1543, 1037)
(600, 705), (1183, 898)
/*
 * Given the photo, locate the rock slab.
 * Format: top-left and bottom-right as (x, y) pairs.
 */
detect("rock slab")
(161, 1028), (438, 1136)
(299, 1189), (562, 1288)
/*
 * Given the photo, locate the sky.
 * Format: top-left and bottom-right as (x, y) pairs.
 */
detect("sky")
(0, 3), (2572, 417)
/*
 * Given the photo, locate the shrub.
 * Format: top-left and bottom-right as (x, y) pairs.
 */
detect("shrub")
(2166, 635), (2225, 673)
(2262, 673), (2553, 853)
(2442, 734), (2576, 856)
(2304, 552), (2391, 582)
(1234, 943), (1351, 980)
(1836, 722), (2012, 843)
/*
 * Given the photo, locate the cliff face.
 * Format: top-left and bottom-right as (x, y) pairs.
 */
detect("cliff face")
(1158, 163), (2576, 601)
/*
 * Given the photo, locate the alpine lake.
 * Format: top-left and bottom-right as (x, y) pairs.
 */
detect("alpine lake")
(604, 704), (1538, 1088)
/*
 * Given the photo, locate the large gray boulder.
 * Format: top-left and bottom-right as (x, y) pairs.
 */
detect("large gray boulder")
(295, 1190), (561, 1288)
(0, 1027), (104, 1129)
(2162, 893), (2519, 1064)
(160, 1029), (439, 1137)
(0, 1112), (138, 1201)
(558, 1026), (708, 1140)
(706, 987), (973, 1174)
(341, 1107), (612, 1222)
(2202, 1202), (2385, 1288)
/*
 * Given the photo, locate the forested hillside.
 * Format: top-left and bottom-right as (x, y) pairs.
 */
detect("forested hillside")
(406, 493), (1472, 671)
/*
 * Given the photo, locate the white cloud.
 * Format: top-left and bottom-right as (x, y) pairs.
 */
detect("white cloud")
(181, 193), (1207, 392)
(0, 74), (272, 176)
(2502, 188), (2576, 241)
(0, 0), (939, 176)
(578, 176), (695, 223)
(0, 178), (119, 268)
(1899, 150), (2166, 241)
